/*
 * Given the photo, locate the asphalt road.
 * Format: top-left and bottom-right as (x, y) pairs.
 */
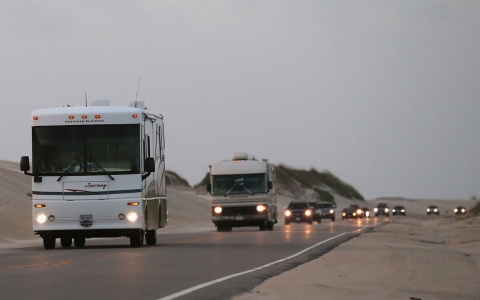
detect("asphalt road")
(0, 218), (380, 300)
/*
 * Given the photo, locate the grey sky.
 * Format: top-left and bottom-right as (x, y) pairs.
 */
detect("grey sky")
(2, 1), (479, 199)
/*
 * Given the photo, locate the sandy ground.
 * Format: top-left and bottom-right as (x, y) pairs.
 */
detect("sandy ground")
(1, 160), (479, 299)
(233, 214), (480, 300)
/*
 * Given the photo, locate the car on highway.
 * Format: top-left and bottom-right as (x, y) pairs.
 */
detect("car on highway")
(392, 205), (406, 216)
(350, 204), (365, 218)
(284, 201), (314, 225)
(362, 207), (371, 218)
(308, 201), (322, 223)
(342, 207), (358, 220)
(318, 202), (336, 221)
(454, 206), (467, 215)
(427, 205), (440, 215)
(374, 203), (390, 217)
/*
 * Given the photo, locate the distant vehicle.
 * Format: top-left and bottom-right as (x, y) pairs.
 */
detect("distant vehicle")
(362, 207), (371, 218)
(285, 201), (313, 225)
(308, 202), (322, 223)
(374, 203), (390, 217)
(392, 205), (406, 216)
(427, 205), (440, 215)
(318, 202), (335, 221)
(342, 207), (358, 220)
(207, 152), (277, 232)
(454, 206), (467, 215)
(349, 204), (364, 218)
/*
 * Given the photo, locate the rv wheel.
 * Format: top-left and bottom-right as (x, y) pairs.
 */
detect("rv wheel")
(61, 237), (72, 248)
(43, 237), (56, 250)
(145, 229), (157, 245)
(130, 234), (143, 247)
(74, 237), (85, 248)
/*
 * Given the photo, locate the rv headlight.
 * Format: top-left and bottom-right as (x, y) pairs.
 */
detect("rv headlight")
(305, 210), (312, 216)
(127, 212), (138, 222)
(36, 213), (47, 224)
(214, 207), (222, 214)
(256, 205), (266, 212)
(285, 210), (291, 217)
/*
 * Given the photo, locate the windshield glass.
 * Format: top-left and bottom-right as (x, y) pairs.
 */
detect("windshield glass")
(318, 203), (333, 208)
(288, 202), (309, 209)
(211, 173), (267, 195)
(32, 124), (140, 175)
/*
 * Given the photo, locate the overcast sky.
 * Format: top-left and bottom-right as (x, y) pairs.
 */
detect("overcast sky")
(2, 1), (479, 200)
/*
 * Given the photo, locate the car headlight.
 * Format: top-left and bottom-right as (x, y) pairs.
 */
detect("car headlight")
(256, 205), (266, 212)
(285, 210), (291, 217)
(401, 209), (405, 212)
(374, 208), (378, 212)
(392, 209), (396, 212)
(329, 209), (334, 214)
(357, 209), (362, 214)
(385, 208), (389, 212)
(305, 210), (312, 216)
(214, 207), (222, 214)
(434, 209), (437, 212)
(127, 212), (138, 222)
(427, 209), (430, 212)
(454, 209), (458, 213)
(353, 213), (356, 216)
(36, 213), (47, 224)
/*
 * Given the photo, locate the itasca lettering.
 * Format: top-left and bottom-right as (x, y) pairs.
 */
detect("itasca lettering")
(85, 183), (107, 189)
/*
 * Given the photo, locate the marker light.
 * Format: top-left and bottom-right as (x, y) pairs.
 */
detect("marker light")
(82, 115), (87, 119)
(285, 210), (291, 217)
(34, 204), (46, 208)
(95, 115), (101, 119)
(36, 213), (47, 224)
(128, 202), (140, 206)
(127, 212), (138, 222)
(69, 116), (74, 119)
(132, 114), (138, 118)
(256, 205), (266, 212)
(33, 116), (38, 120)
(214, 207), (222, 214)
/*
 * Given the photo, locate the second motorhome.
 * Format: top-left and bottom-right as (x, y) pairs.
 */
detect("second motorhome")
(207, 153), (277, 231)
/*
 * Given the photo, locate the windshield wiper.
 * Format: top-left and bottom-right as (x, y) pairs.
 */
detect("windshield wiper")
(224, 184), (237, 196)
(89, 157), (115, 180)
(57, 159), (79, 181)
(240, 185), (253, 195)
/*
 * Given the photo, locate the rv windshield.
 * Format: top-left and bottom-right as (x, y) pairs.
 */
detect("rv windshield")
(211, 173), (267, 195)
(32, 124), (140, 175)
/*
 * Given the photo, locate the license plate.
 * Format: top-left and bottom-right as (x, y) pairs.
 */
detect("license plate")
(79, 214), (93, 228)
(295, 217), (301, 221)
(235, 216), (243, 220)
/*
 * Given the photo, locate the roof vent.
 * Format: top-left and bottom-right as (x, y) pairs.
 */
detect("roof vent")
(231, 152), (249, 161)
(127, 101), (146, 109)
(91, 100), (110, 106)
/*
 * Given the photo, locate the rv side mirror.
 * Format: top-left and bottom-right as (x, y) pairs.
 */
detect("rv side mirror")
(267, 181), (273, 190)
(144, 157), (155, 173)
(206, 183), (211, 193)
(20, 156), (30, 172)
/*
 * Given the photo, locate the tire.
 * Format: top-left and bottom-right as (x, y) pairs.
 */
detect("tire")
(284, 220), (290, 225)
(74, 237), (86, 248)
(332, 216), (335, 222)
(145, 229), (157, 246)
(43, 237), (56, 250)
(130, 234), (143, 247)
(308, 219), (313, 225)
(266, 222), (274, 231)
(217, 225), (232, 232)
(318, 217), (322, 223)
(60, 237), (72, 248)
(259, 223), (267, 231)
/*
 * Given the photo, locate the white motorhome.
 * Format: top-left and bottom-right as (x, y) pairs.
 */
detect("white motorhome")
(207, 153), (277, 231)
(20, 100), (167, 249)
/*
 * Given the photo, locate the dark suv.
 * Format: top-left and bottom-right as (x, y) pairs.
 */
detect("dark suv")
(318, 202), (335, 221)
(392, 205), (406, 216)
(284, 201), (314, 225)
(374, 203), (390, 217)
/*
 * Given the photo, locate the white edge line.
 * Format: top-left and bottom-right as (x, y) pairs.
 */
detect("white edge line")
(157, 232), (350, 300)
